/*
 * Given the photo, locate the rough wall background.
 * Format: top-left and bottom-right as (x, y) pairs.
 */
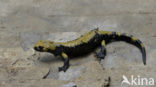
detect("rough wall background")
(0, 0), (156, 87)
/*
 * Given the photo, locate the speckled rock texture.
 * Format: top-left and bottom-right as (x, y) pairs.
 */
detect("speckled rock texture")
(0, 0), (156, 87)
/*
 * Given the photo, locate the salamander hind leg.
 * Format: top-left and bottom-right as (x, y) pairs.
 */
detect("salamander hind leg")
(94, 40), (106, 61)
(59, 52), (70, 72)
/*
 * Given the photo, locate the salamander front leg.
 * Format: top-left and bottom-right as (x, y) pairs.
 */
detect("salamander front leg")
(94, 40), (106, 60)
(59, 52), (70, 72)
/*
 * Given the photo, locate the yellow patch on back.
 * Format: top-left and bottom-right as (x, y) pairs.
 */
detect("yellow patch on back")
(49, 42), (56, 50)
(117, 32), (121, 36)
(56, 30), (96, 47)
(125, 33), (130, 37)
(131, 36), (138, 41)
(81, 31), (96, 43)
(97, 30), (112, 35)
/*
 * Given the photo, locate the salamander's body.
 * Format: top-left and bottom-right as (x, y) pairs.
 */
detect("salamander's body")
(34, 28), (146, 72)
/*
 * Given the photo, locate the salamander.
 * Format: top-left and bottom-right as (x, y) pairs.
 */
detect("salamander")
(34, 28), (146, 72)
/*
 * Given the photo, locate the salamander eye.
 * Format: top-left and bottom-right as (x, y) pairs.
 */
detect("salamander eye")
(38, 46), (43, 50)
(34, 46), (43, 51)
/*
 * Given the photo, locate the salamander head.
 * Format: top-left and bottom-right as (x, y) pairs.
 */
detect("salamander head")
(34, 40), (56, 52)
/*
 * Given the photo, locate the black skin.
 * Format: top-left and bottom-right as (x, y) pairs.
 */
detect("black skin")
(58, 45), (106, 72)
(34, 31), (146, 72)
(51, 33), (105, 72)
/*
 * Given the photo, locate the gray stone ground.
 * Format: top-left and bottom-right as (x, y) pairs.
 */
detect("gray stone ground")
(0, 0), (156, 87)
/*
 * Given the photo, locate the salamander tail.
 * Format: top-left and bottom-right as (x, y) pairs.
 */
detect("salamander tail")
(110, 32), (146, 65)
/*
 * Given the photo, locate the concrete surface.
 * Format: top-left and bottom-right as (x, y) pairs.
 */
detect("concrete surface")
(0, 0), (156, 87)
